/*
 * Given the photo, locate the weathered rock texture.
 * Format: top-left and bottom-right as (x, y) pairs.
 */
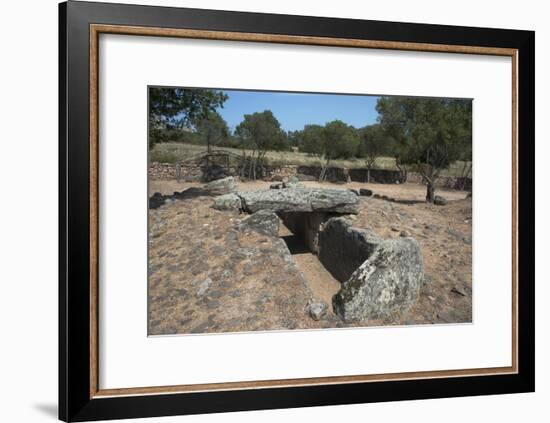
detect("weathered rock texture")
(318, 217), (382, 283)
(238, 210), (280, 237)
(238, 187), (359, 214)
(279, 211), (336, 253)
(332, 237), (424, 323)
(212, 193), (242, 211)
(203, 176), (237, 196)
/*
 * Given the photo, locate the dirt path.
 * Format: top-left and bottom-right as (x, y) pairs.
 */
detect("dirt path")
(291, 252), (341, 311)
(279, 223), (341, 312)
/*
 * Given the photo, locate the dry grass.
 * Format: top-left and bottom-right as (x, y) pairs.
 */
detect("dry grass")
(150, 142), (471, 177)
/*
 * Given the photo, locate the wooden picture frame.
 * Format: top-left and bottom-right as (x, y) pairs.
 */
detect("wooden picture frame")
(59, 1), (535, 421)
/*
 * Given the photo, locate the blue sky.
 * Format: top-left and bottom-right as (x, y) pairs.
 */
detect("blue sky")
(217, 89), (379, 132)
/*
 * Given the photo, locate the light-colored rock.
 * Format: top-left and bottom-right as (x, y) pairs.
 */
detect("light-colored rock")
(306, 301), (328, 321)
(332, 237), (424, 322)
(212, 193), (242, 211)
(204, 176), (237, 196)
(238, 210), (280, 237)
(238, 187), (359, 214)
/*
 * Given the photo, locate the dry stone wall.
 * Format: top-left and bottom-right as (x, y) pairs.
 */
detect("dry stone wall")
(148, 161), (471, 191)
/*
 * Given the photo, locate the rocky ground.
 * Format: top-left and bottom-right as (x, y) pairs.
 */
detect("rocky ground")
(148, 180), (472, 335)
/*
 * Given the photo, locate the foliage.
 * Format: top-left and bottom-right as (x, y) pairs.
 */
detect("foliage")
(376, 96), (472, 201)
(235, 110), (288, 153)
(357, 124), (388, 169)
(299, 124), (325, 156)
(148, 87), (228, 148)
(322, 120), (360, 162)
(195, 111), (230, 151)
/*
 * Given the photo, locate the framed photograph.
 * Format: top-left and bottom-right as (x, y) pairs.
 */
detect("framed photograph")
(59, 1), (534, 421)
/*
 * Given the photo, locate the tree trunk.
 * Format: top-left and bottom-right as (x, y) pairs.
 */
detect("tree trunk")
(367, 168), (371, 183)
(426, 182), (435, 203)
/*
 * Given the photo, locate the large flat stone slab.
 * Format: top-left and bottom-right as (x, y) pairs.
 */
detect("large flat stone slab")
(238, 187), (359, 214)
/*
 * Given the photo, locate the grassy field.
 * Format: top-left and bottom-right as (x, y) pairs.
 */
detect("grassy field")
(150, 142), (470, 177)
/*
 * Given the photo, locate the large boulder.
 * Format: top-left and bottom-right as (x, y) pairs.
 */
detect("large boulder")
(332, 237), (424, 323)
(204, 176), (237, 196)
(318, 217), (382, 283)
(212, 193), (242, 211)
(238, 187), (359, 214)
(238, 210), (280, 237)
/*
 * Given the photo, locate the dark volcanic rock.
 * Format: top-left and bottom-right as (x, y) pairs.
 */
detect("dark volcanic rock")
(333, 237), (424, 323)
(318, 217), (382, 283)
(238, 187), (359, 214)
(238, 210), (280, 237)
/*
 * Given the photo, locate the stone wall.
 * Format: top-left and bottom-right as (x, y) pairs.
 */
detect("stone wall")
(149, 161), (472, 191)
(407, 172), (472, 191)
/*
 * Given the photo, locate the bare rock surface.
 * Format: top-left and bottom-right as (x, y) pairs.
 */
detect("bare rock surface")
(333, 237), (424, 323)
(318, 217), (382, 283)
(212, 193), (242, 211)
(203, 176), (237, 196)
(238, 210), (280, 237)
(238, 187), (359, 214)
(148, 196), (342, 335)
(149, 180), (472, 333)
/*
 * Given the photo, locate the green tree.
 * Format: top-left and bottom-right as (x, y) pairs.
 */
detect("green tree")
(376, 96), (472, 202)
(357, 124), (387, 182)
(319, 120), (359, 180)
(235, 110), (286, 179)
(148, 87), (228, 148)
(195, 112), (230, 152)
(300, 124), (325, 157)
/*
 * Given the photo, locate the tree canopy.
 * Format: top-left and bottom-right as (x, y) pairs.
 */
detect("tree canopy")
(357, 124), (387, 169)
(195, 111), (230, 152)
(322, 120), (360, 162)
(300, 124), (326, 157)
(376, 96), (472, 201)
(148, 87), (228, 147)
(235, 110), (288, 154)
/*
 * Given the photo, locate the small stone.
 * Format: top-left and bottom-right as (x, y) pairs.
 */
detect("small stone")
(450, 287), (466, 297)
(400, 230), (411, 237)
(307, 301), (328, 321)
(207, 300), (220, 309)
(434, 195), (447, 206)
(270, 182), (284, 189)
(359, 188), (373, 197)
(196, 277), (212, 297)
